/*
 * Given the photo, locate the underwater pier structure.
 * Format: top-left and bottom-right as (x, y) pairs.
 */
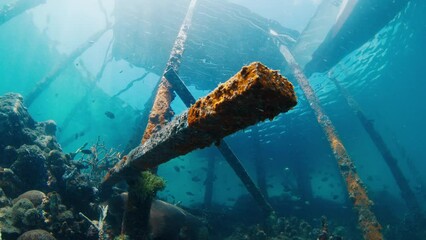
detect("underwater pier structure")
(0, 0), (45, 26)
(121, 1), (201, 236)
(278, 45), (383, 240)
(165, 68), (275, 215)
(24, 0), (111, 107)
(139, 0), (199, 145)
(123, 0), (276, 222)
(24, 26), (111, 107)
(100, 61), (297, 199)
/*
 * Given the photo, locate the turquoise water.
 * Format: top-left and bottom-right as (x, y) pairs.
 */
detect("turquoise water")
(1, 0), (425, 239)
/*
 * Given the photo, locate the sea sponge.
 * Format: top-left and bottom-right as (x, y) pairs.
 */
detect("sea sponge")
(134, 171), (165, 201)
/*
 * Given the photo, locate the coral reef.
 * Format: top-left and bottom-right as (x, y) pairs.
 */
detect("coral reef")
(223, 215), (348, 240)
(0, 93), (60, 196)
(11, 144), (48, 191)
(0, 94), (97, 239)
(0, 93), (96, 203)
(0, 189), (91, 239)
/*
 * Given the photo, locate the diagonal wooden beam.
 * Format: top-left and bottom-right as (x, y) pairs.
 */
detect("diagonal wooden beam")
(25, 25), (112, 107)
(100, 62), (297, 199)
(328, 72), (422, 218)
(0, 0), (45, 26)
(140, 0), (198, 145)
(278, 44), (383, 240)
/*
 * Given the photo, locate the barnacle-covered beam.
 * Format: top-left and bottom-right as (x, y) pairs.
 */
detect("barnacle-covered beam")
(140, 0), (198, 145)
(165, 67), (274, 215)
(100, 62), (297, 195)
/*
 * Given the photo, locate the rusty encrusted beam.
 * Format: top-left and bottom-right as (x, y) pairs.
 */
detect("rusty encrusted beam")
(141, 79), (175, 144)
(100, 62), (297, 196)
(279, 45), (383, 240)
(0, 0), (45, 25)
(123, 2), (199, 238)
(140, 0), (198, 144)
(165, 68), (274, 214)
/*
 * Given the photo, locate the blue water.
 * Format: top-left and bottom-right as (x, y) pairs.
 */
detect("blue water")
(1, 0), (425, 239)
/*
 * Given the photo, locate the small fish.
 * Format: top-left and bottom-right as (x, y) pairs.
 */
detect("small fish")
(119, 70), (123, 73)
(191, 176), (201, 182)
(80, 149), (92, 155)
(105, 111), (115, 119)
(185, 192), (194, 196)
(173, 166), (180, 172)
(332, 195), (339, 200)
(227, 198), (236, 201)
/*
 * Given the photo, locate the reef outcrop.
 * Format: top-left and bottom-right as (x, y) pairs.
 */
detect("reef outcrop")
(0, 94), (96, 239)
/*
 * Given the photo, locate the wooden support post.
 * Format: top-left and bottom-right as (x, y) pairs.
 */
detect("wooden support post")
(217, 141), (273, 214)
(100, 62), (297, 202)
(252, 126), (268, 197)
(140, 0), (198, 144)
(25, 26), (111, 107)
(328, 73), (422, 217)
(122, 1), (199, 238)
(0, 0), (45, 25)
(278, 45), (383, 240)
(203, 157), (215, 208)
(165, 68), (274, 215)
